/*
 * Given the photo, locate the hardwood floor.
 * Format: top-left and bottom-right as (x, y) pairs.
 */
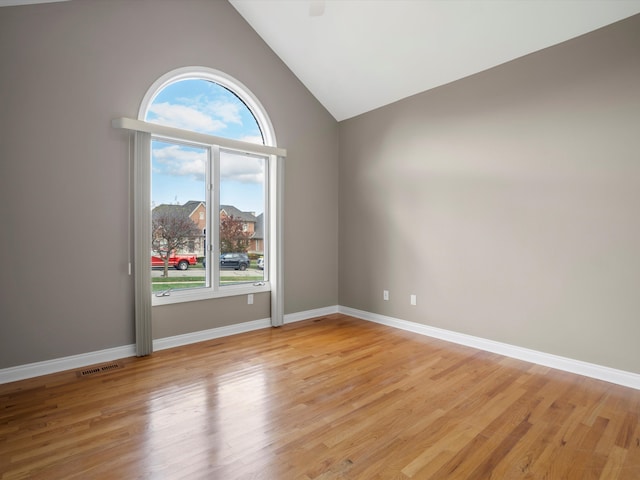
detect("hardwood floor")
(1, 314), (639, 479)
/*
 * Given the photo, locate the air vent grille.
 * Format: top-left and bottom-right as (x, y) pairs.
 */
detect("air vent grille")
(77, 361), (123, 378)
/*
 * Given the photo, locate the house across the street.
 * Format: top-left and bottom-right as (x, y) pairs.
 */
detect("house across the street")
(152, 201), (263, 257)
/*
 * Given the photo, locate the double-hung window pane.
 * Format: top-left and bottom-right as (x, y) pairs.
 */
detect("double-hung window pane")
(218, 149), (266, 287)
(150, 138), (267, 296)
(150, 139), (208, 294)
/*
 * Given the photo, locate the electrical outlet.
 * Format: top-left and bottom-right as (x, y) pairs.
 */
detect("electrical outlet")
(383, 290), (389, 301)
(410, 294), (417, 306)
(248, 294), (254, 305)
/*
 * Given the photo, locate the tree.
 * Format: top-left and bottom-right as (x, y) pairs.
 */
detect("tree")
(152, 206), (200, 277)
(220, 214), (252, 254)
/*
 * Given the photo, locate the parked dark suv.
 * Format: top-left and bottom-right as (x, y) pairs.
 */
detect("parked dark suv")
(220, 252), (250, 271)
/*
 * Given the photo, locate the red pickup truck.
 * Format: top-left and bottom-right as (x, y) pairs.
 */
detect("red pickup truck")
(151, 253), (198, 270)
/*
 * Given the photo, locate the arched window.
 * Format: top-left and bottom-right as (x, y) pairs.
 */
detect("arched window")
(113, 67), (286, 355)
(139, 67), (276, 145)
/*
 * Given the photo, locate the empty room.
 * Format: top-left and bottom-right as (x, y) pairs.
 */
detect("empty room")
(1, 1), (639, 478)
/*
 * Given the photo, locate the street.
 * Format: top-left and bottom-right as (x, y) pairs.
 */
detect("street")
(151, 267), (263, 279)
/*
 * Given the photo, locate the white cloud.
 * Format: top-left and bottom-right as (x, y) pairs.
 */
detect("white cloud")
(149, 102), (226, 134)
(206, 101), (242, 125)
(152, 145), (207, 180)
(221, 154), (264, 184)
(153, 146), (264, 185)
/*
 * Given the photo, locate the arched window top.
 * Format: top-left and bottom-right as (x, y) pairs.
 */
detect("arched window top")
(138, 66), (276, 147)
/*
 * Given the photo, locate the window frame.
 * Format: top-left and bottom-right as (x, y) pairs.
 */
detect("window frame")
(148, 135), (272, 305)
(135, 67), (279, 307)
(113, 67), (284, 324)
(138, 67), (277, 147)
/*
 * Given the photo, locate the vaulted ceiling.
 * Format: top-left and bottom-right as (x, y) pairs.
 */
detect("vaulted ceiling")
(229, 0), (640, 121)
(2, 0), (640, 121)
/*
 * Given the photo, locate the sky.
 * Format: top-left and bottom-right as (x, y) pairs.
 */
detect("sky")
(147, 79), (265, 214)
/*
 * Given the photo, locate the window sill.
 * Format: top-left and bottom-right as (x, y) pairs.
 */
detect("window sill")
(152, 282), (271, 306)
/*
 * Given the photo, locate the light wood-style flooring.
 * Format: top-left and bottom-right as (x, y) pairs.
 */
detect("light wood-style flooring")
(1, 314), (639, 479)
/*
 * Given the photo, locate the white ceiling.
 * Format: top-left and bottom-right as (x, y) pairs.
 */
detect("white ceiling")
(3, 0), (639, 120)
(229, 0), (640, 121)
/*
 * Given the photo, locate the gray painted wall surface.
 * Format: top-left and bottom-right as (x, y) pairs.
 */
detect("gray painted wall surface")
(1, 0), (638, 377)
(0, 0), (339, 368)
(339, 15), (640, 374)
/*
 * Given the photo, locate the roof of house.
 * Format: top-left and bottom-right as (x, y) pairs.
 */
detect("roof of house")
(154, 202), (258, 223)
(153, 201), (203, 216)
(220, 204), (257, 223)
(254, 213), (264, 239)
(182, 200), (205, 217)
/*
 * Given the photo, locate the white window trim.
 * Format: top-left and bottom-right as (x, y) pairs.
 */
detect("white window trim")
(113, 68), (286, 358)
(114, 119), (285, 304)
(113, 117), (285, 158)
(138, 66), (277, 148)
(143, 134), (277, 306)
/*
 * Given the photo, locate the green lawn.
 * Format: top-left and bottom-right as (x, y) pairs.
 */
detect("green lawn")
(152, 277), (204, 292)
(152, 275), (264, 292)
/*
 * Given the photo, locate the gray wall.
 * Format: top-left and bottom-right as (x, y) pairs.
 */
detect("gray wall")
(0, 0), (339, 368)
(1, 0), (637, 377)
(339, 14), (640, 374)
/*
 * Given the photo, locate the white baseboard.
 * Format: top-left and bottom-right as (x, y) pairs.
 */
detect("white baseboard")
(284, 305), (339, 324)
(4, 305), (639, 391)
(0, 344), (136, 385)
(0, 319), (272, 385)
(153, 318), (272, 351)
(339, 306), (640, 391)
(153, 306), (340, 354)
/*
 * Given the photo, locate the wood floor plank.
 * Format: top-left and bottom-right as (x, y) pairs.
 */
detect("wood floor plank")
(1, 314), (639, 479)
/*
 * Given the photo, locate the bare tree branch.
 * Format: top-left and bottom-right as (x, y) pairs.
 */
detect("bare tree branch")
(152, 206), (201, 277)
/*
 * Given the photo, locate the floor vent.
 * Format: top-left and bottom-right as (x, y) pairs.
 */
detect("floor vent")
(77, 361), (123, 378)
